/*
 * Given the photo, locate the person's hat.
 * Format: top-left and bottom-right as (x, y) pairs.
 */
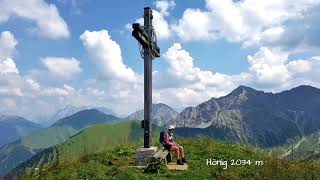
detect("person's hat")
(168, 125), (175, 130)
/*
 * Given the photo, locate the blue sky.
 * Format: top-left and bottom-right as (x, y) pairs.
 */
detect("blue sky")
(0, 0), (320, 122)
(3, 0), (253, 75)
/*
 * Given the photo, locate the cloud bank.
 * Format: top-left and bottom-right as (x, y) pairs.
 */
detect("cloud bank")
(0, 0), (69, 39)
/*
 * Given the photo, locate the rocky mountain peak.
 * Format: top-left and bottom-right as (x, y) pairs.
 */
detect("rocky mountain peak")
(229, 85), (258, 96)
(127, 103), (179, 127)
(171, 85), (320, 148)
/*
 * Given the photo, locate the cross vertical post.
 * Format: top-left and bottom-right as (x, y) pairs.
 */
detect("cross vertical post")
(132, 7), (160, 148)
(143, 7), (152, 148)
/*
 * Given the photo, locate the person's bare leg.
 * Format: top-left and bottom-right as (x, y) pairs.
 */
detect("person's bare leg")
(170, 146), (180, 159)
(178, 146), (185, 158)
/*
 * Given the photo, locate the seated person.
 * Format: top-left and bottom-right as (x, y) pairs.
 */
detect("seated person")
(163, 125), (187, 165)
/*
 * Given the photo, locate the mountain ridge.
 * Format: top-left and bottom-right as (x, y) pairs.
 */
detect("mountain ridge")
(42, 105), (116, 127)
(127, 103), (179, 127)
(172, 85), (320, 148)
(0, 115), (41, 148)
(52, 109), (120, 129)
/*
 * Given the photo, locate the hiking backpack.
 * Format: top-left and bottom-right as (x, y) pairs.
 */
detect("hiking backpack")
(159, 131), (165, 144)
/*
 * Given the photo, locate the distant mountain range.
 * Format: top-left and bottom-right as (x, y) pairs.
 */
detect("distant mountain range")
(42, 105), (116, 127)
(0, 109), (120, 176)
(0, 115), (41, 148)
(127, 103), (179, 126)
(173, 85), (320, 148)
(2, 85), (320, 177)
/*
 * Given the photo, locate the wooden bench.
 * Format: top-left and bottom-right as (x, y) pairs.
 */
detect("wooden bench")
(153, 147), (172, 164)
(152, 147), (188, 171)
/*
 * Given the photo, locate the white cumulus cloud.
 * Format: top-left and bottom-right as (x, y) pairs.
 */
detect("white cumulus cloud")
(247, 47), (290, 86)
(155, 43), (320, 108)
(172, 0), (320, 51)
(154, 43), (239, 108)
(0, 58), (19, 75)
(0, 31), (83, 120)
(0, 31), (18, 60)
(80, 30), (136, 82)
(155, 0), (175, 16)
(163, 43), (237, 88)
(245, 47), (320, 90)
(41, 57), (82, 80)
(172, 9), (214, 41)
(0, 31), (19, 75)
(0, 0), (70, 39)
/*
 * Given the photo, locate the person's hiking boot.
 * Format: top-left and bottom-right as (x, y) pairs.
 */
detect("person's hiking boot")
(182, 158), (187, 163)
(177, 159), (184, 165)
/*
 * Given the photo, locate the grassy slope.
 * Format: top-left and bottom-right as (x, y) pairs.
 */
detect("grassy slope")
(20, 126), (78, 149)
(57, 120), (162, 161)
(0, 126), (78, 176)
(272, 131), (320, 159)
(6, 120), (163, 178)
(0, 110), (122, 176)
(8, 121), (320, 180)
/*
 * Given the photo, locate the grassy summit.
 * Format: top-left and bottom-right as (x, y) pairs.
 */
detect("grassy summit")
(8, 121), (320, 179)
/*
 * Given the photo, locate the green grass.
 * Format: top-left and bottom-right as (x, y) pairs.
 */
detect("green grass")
(17, 139), (320, 180)
(8, 120), (320, 180)
(58, 121), (147, 161)
(6, 120), (164, 178)
(57, 120), (163, 162)
(21, 126), (78, 149)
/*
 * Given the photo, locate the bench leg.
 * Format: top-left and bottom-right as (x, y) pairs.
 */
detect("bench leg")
(166, 151), (172, 163)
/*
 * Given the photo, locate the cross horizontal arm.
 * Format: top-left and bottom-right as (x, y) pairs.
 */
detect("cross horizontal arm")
(132, 30), (150, 48)
(132, 23), (151, 48)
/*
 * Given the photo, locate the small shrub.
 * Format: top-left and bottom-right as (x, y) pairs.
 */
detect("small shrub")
(144, 158), (166, 174)
(113, 146), (135, 157)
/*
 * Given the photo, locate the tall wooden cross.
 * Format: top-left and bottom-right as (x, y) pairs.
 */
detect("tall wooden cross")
(132, 7), (160, 148)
